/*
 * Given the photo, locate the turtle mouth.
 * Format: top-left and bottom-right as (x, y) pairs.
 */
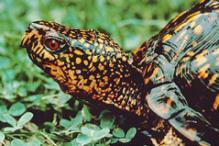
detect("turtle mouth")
(20, 31), (32, 49)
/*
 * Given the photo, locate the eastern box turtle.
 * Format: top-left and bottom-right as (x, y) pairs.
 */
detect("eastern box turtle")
(21, 0), (219, 145)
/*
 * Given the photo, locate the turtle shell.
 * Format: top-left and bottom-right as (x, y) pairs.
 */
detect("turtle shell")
(133, 0), (219, 128)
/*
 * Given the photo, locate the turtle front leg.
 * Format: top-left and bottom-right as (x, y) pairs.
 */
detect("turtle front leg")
(146, 82), (219, 146)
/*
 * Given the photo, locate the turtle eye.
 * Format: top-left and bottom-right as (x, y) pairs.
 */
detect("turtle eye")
(44, 38), (66, 52)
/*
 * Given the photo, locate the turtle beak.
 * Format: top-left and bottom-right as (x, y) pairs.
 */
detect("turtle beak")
(28, 21), (48, 30)
(20, 22), (35, 49)
(20, 21), (48, 48)
(20, 32), (29, 48)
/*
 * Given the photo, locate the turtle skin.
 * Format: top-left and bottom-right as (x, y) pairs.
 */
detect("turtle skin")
(20, 0), (219, 145)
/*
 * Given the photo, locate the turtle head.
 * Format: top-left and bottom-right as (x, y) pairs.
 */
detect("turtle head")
(21, 21), (128, 93)
(21, 21), (145, 115)
(21, 20), (123, 66)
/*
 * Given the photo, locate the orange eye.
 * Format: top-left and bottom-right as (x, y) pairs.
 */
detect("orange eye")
(45, 39), (59, 51)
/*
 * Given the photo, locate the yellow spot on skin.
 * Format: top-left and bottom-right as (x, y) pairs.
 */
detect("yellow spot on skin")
(99, 81), (106, 88)
(68, 70), (76, 80)
(103, 76), (109, 82)
(36, 57), (42, 63)
(144, 77), (150, 84)
(89, 66), (96, 72)
(209, 74), (218, 86)
(44, 64), (66, 82)
(182, 56), (190, 62)
(88, 56), (92, 61)
(188, 11), (201, 22)
(159, 128), (183, 146)
(199, 0), (205, 3)
(83, 60), (88, 66)
(106, 56), (110, 60)
(194, 24), (203, 35)
(131, 99), (137, 106)
(98, 63), (105, 71)
(174, 11), (201, 33)
(78, 75), (83, 79)
(92, 56), (98, 63)
(79, 38), (85, 44)
(198, 64), (210, 79)
(162, 34), (172, 42)
(99, 56), (105, 62)
(98, 38), (104, 44)
(213, 94), (219, 110)
(74, 49), (84, 55)
(76, 70), (81, 75)
(109, 62), (114, 68)
(96, 74), (101, 78)
(62, 66), (67, 70)
(125, 106), (130, 111)
(175, 23), (186, 32)
(122, 56), (127, 62)
(112, 57), (116, 62)
(77, 79), (90, 93)
(195, 50), (207, 60)
(115, 78), (120, 85)
(43, 50), (55, 61)
(57, 60), (64, 66)
(99, 44), (103, 49)
(94, 42), (98, 47)
(187, 51), (195, 56)
(152, 67), (160, 77)
(82, 85), (91, 93)
(135, 108), (141, 116)
(89, 75), (95, 80)
(116, 53), (122, 58)
(105, 46), (113, 52)
(172, 10), (186, 23)
(85, 49), (92, 55)
(76, 57), (82, 64)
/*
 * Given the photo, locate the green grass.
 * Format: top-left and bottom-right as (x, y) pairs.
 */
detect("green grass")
(0, 0), (197, 145)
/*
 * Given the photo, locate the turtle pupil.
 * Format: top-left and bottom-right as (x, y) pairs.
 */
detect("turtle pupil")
(45, 39), (60, 51)
(48, 39), (58, 50)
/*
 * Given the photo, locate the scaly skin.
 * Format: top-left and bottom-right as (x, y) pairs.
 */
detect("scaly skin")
(21, 0), (219, 145)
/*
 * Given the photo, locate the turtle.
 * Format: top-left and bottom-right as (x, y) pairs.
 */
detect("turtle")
(20, 0), (219, 145)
